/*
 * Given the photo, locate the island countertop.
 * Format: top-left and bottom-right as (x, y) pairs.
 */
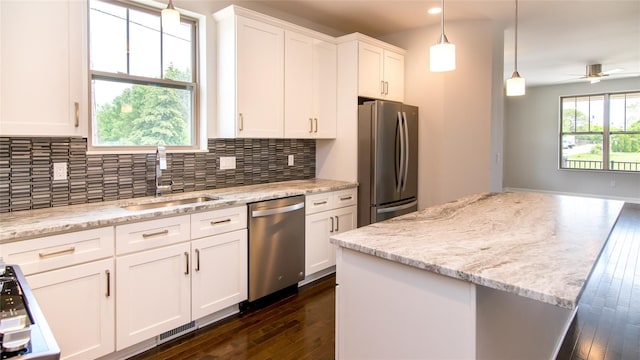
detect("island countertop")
(330, 191), (624, 309)
(0, 178), (356, 244)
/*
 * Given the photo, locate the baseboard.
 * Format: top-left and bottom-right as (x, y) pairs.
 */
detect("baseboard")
(503, 187), (640, 204)
(298, 266), (336, 287)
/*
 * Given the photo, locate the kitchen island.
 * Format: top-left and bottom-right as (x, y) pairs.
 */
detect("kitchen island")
(330, 192), (623, 360)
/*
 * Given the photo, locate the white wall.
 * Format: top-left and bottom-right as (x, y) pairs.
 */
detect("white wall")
(504, 78), (640, 202)
(382, 20), (504, 208)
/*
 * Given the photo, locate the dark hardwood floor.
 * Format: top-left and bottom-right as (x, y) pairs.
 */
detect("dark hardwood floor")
(131, 203), (640, 360)
(129, 275), (336, 360)
(557, 202), (640, 360)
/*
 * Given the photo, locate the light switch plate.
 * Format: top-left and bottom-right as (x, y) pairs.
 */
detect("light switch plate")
(220, 156), (236, 170)
(53, 162), (67, 181)
(288, 155), (294, 166)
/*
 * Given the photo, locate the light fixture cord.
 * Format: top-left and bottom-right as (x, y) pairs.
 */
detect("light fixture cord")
(514, 0), (519, 73)
(441, 0), (445, 38)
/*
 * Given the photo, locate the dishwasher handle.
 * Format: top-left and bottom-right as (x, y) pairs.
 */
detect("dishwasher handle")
(251, 202), (305, 218)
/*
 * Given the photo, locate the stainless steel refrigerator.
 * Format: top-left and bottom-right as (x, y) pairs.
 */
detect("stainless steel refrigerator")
(358, 100), (418, 227)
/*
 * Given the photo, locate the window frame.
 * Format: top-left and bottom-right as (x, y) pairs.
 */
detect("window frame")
(559, 91), (640, 173)
(87, 0), (200, 152)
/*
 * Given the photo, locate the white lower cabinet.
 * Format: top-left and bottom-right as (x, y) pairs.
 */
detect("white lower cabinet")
(305, 189), (357, 276)
(115, 242), (191, 350)
(115, 206), (247, 351)
(191, 229), (248, 319)
(26, 258), (114, 360)
(0, 227), (115, 360)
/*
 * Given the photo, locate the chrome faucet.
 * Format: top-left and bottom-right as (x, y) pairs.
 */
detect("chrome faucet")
(155, 146), (172, 196)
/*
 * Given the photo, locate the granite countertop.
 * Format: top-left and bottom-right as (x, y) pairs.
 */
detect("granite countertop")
(330, 192), (624, 309)
(0, 179), (356, 244)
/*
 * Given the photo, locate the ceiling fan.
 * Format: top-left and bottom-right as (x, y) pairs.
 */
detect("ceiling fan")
(576, 63), (624, 84)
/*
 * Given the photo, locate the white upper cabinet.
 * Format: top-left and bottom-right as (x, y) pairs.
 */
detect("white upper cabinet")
(284, 31), (336, 139)
(0, 0), (87, 136)
(358, 41), (405, 102)
(215, 11), (284, 138)
(213, 5), (338, 139)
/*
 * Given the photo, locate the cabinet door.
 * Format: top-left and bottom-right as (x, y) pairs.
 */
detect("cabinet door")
(331, 206), (357, 266)
(191, 229), (248, 319)
(383, 50), (405, 102)
(115, 243), (191, 350)
(312, 40), (337, 138)
(357, 42), (384, 100)
(305, 212), (333, 276)
(26, 259), (114, 360)
(284, 31), (314, 139)
(236, 16), (284, 138)
(0, 0), (85, 136)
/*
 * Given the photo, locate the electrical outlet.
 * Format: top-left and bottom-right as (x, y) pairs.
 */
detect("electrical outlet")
(53, 162), (67, 181)
(288, 155), (294, 166)
(220, 156), (236, 170)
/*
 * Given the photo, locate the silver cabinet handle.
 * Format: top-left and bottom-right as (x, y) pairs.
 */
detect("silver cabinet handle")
(184, 252), (189, 275)
(314, 118), (318, 133)
(39, 246), (75, 258)
(381, 80), (385, 95)
(313, 200), (328, 206)
(239, 113), (244, 131)
(309, 118), (313, 133)
(339, 196), (352, 201)
(385, 81), (389, 95)
(142, 229), (169, 238)
(195, 249), (200, 272)
(335, 216), (340, 232)
(211, 219), (231, 225)
(105, 270), (111, 297)
(74, 102), (80, 127)
(330, 216), (335, 233)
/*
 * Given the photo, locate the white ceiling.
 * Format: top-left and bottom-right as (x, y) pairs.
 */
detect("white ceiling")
(240, 0), (640, 87)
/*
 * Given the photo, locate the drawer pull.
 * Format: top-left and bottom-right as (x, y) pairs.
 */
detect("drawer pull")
(142, 229), (169, 238)
(210, 219), (232, 225)
(38, 246), (75, 258)
(339, 196), (353, 201)
(313, 201), (328, 206)
(105, 270), (111, 297)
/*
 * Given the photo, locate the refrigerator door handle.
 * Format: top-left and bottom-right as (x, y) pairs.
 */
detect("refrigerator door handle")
(402, 112), (410, 192)
(396, 112), (405, 193)
(393, 111), (403, 193)
(377, 200), (418, 214)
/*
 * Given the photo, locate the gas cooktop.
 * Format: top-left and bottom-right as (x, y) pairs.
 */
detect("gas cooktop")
(0, 265), (59, 360)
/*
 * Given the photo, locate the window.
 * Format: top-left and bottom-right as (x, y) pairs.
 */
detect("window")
(89, 0), (198, 150)
(560, 91), (640, 172)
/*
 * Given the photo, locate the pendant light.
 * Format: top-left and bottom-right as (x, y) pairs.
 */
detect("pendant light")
(161, 0), (180, 30)
(506, 0), (525, 96)
(429, 0), (456, 72)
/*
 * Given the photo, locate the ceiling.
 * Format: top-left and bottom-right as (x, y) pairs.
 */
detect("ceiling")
(240, 0), (640, 87)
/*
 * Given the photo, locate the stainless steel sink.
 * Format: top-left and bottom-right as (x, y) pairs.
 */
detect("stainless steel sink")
(121, 196), (220, 211)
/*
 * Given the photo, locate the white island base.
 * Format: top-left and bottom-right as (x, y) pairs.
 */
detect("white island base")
(336, 248), (575, 360)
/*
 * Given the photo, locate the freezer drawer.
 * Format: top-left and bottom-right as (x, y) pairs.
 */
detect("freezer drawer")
(372, 199), (418, 223)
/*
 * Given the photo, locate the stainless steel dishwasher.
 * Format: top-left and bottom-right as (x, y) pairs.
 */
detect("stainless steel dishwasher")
(247, 195), (305, 302)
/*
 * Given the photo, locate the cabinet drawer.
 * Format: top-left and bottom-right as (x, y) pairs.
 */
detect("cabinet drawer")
(306, 188), (358, 215)
(115, 215), (190, 255)
(1, 227), (114, 275)
(191, 206), (247, 239)
(333, 188), (357, 208)
(306, 192), (333, 215)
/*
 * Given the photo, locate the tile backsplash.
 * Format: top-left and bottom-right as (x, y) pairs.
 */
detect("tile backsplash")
(0, 137), (316, 213)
